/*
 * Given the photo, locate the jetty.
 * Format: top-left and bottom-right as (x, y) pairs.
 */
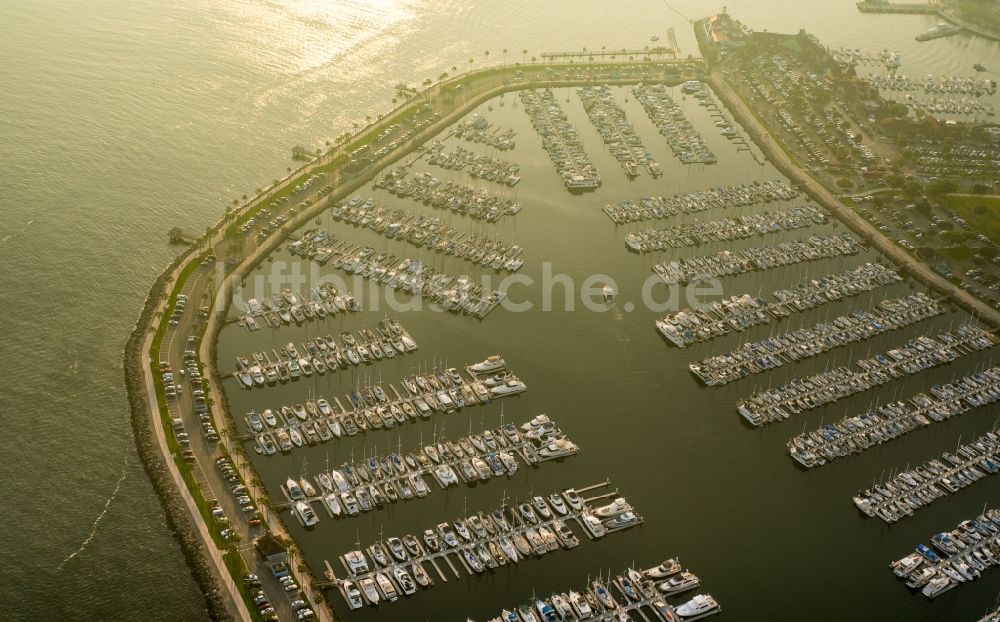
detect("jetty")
(688, 293), (944, 386)
(424, 142), (521, 186)
(327, 482), (641, 609)
(245, 364), (528, 454)
(625, 205), (826, 252)
(373, 169), (522, 222)
(602, 179), (799, 224)
(474, 557), (721, 622)
(633, 82), (716, 164)
(519, 88), (601, 190)
(327, 194), (523, 272)
(229, 321), (419, 390)
(577, 84), (660, 178)
(657, 263), (901, 348)
(653, 233), (860, 287)
(890, 507), (1000, 598)
(788, 361), (1000, 468)
(742, 325), (997, 427)
(274, 415), (578, 518)
(856, 1), (939, 15)
(853, 430), (1000, 524)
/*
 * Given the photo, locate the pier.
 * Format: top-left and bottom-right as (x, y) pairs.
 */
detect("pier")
(476, 558), (722, 622)
(653, 233), (861, 287)
(789, 361), (1000, 468)
(273, 416), (578, 518)
(626, 205), (826, 253)
(853, 429), (1000, 523)
(602, 179), (799, 225)
(890, 507), (1000, 597)
(326, 481), (643, 610)
(657, 263), (901, 348)
(688, 293), (944, 387)
(245, 365), (528, 454)
(856, 1), (939, 15)
(744, 325), (997, 427)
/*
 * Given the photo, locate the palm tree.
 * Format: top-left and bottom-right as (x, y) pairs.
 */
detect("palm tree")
(484, 50), (490, 66)
(531, 56), (536, 64)
(232, 198), (239, 209)
(502, 48), (507, 67)
(365, 114), (372, 125)
(522, 48), (527, 64)
(241, 193), (248, 204)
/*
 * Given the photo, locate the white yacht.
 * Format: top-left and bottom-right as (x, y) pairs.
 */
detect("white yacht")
(286, 478), (303, 500)
(603, 284), (615, 301)
(658, 571), (700, 595)
(294, 501), (319, 527)
(358, 577), (379, 606)
(645, 558), (681, 579)
(470, 355), (506, 373)
(676, 594), (720, 618)
(568, 591), (592, 618)
(343, 550), (370, 575)
(594, 498), (631, 518)
(656, 319), (688, 348)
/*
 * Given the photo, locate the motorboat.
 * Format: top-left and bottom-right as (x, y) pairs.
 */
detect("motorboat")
(286, 478), (303, 500)
(594, 498), (631, 518)
(645, 558), (682, 579)
(659, 571), (700, 596)
(470, 355), (506, 373)
(676, 594), (720, 618)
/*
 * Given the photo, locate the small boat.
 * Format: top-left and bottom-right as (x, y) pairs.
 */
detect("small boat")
(603, 284), (615, 302)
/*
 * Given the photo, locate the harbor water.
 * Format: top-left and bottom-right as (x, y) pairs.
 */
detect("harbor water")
(2, 0), (1000, 620)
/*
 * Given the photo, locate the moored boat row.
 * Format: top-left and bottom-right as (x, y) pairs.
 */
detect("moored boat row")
(689, 293), (942, 386)
(519, 88), (601, 191)
(602, 179), (798, 224)
(334, 483), (641, 610)
(743, 325), (997, 427)
(474, 556), (719, 622)
(656, 262), (901, 348)
(890, 508), (1000, 598)
(633, 82), (716, 165)
(626, 205), (826, 252)
(789, 362), (1000, 468)
(653, 233), (860, 286)
(232, 321), (418, 389)
(852, 430), (1000, 523)
(279, 415), (579, 525)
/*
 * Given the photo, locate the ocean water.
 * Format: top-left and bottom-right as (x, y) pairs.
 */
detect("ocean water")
(1, 0), (999, 620)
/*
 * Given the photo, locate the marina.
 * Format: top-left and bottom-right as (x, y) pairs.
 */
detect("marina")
(852, 430), (1000, 524)
(244, 362), (529, 453)
(519, 88), (601, 190)
(601, 179), (799, 224)
(372, 168), (522, 223)
(329, 482), (642, 610)
(327, 195), (524, 273)
(687, 293), (943, 386)
(656, 263), (902, 348)
(474, 557), (721, 622)
(625, 204), (826, 252)
(632, 82), (717, 165)
(652, 233), (861, 286)
(276, 415), (578, 523)
(788, 362), (1000, 468)
(230, 320), (420, 390)
(577, 84), (660, 178)
(740, 324), (997, 427)
(890, 507), (1000, 598)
